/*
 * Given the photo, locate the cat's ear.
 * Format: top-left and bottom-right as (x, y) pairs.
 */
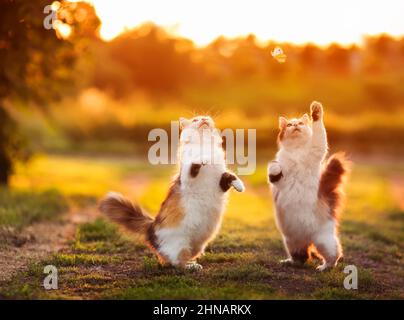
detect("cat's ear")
(279, 117), (288, 129)
(302, 113), (310, 124)
(179, 117), (191, 129)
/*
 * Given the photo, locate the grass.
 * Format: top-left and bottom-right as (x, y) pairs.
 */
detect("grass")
(0, 188), (68, 229)
(76, 218), (120, 242)
(49, 252), (117, 267)
(0, 154), (403, 299)
(72, 218), (131, 254)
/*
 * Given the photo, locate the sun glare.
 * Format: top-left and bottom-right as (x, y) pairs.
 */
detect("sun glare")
(85, 0), (403, 46)
(53, 20), (72, 39)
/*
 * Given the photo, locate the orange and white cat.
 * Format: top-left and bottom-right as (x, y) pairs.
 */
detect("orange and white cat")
(100, 116), (245, 270)
(268, 102), (350, 271)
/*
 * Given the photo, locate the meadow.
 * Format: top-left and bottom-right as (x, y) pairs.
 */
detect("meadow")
(1, 0), (403, 302)
(0, 153), (402, 299)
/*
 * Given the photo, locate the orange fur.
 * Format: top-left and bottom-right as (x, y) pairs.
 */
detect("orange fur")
(99, 194), (153, 235)
(177, 248), (192, 266)
(318, 152), (351, 220)
(153, 178), (184, 230)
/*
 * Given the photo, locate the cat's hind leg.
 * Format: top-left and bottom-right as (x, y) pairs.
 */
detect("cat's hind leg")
(312, 221), (342, 271)
(172, 248), (203, 271)
(281, 238), (309, 265)
(185, 261), (203, 271)
(155, 230), (203, 270)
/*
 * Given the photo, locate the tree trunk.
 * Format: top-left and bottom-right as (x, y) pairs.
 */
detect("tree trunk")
(0, 105), (12, 186)
(0, 153), (11, 185)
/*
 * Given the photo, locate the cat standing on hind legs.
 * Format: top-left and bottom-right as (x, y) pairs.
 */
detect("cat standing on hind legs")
(268, 101), (350, 271)
(100, 116), (245, 271)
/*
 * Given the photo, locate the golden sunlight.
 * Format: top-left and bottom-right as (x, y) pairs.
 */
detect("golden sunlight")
(53, 19), (72, 39)
(86, 0), (404, 46)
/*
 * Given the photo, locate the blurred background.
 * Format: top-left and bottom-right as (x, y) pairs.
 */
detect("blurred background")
(1, 0), (403, 204)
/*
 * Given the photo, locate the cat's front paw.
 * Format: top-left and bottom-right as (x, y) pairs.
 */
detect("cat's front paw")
(310, 101), (323, 121)
(269, 162), (282, 176)
(231, 178), (245, 192)
(268, 162), (283, 183)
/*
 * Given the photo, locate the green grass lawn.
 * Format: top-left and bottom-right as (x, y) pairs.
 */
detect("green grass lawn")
(0, 154), (403, 299)
(0, 189), (68, 229)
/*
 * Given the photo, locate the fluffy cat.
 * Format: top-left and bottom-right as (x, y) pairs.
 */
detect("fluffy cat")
(100, 115), (245, 270)
(268, 101), (350, 271)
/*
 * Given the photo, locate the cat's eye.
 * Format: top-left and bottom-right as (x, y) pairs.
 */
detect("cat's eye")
(192, 119), (198, 122)
(287, 123), (292, 127)
(298, 122), (303, 125)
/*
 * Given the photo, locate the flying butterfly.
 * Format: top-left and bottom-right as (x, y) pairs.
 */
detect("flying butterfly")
(271, 46), (287, 63)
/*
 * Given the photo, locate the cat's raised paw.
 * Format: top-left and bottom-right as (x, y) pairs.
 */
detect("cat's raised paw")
(231, 179), (245, 192)
(269, 162), (282, 176)
(310, 101), (323, 121)
(268, 162), (283, 183)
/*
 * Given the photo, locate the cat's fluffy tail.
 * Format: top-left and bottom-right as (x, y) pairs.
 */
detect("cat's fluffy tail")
(99, 192), (154, 235)
(318, 152), (351, 219)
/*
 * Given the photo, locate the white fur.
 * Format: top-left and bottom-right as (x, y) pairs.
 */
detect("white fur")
(268, 103), (341, 270)
(231, 179), (245, 192)
(106, 191), (124, 200)
(156, 117), (243, 266)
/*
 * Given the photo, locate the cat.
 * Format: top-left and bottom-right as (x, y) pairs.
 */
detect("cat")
(99, 115), (245, 270)
(267, 101), (350, 271)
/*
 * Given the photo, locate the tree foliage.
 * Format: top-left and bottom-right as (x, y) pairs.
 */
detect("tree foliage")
(0, 0), (100, 184)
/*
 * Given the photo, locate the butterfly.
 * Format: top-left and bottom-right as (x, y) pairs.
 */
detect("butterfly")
(271, 46), (287, 63)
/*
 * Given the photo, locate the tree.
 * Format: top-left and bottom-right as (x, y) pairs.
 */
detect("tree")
(105, 24), (197, 94)
(325, 44), (351, 76)
(0, 0), (100, 185)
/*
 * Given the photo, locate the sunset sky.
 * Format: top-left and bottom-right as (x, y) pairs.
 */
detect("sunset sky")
(86, 0), (404, 46)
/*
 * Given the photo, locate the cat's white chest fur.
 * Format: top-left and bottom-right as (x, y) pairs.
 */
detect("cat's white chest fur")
(273, 148), (321, 241)
(179, 140), (228, 236)
(156, 143), (228, 264)
(180, 163), (227, 239)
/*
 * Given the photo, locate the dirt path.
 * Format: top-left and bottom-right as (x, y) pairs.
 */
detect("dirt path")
(0, 206), (98, 283)
(0, 172), (147, 285)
